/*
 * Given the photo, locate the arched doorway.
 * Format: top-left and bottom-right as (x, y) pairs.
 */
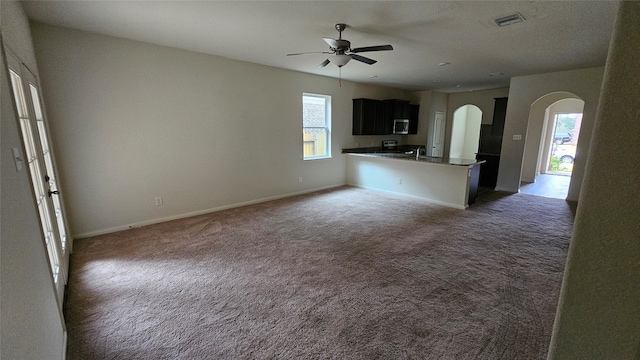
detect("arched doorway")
(540, 100), (584, 176)
(450, 105), (482, 159)
(520, 93), (584, 199)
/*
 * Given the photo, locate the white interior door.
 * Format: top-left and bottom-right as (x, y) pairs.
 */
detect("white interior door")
(6, 49), (70, 305)
(431, 111), (445, 157)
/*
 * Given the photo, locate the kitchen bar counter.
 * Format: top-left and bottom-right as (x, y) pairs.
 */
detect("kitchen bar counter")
(342, 147), (485, 166)
(344, 147), (484, 208)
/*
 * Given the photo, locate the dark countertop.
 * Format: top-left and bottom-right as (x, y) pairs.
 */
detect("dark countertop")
(342, 144), (421, 154)
(342, 146), (485, 166)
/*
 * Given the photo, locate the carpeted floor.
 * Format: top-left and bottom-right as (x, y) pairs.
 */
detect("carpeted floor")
(65, 186), (575, 359)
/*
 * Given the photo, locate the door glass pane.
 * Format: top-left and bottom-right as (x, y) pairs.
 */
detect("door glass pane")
(9, 70), (28, 118)
(38, 198), (60, 282)
(20, 118), (38, 162)
(29, 84), (44, 120)
(29, 84), (67, 253)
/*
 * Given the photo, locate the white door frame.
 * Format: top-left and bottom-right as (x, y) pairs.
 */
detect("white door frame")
(431, 111), (445, 157)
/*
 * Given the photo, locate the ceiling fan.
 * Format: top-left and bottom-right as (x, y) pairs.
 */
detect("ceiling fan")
(287, 23), (393, 68)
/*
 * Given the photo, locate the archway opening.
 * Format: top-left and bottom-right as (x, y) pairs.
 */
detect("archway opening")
(544, 112), (583, 175)
(450, 105), (482, 159)
(520, 95), (584, 199)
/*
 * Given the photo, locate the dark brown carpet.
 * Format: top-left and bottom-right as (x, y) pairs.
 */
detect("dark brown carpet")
(65, 186), (574, 359)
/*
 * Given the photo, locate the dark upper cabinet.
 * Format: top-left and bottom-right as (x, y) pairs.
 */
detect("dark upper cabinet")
(374, 101), (387, 135)
(408, 104), (419, 134)
(353, 98), (418, 135)
(353, 99), (388, 135)
(386, 99), (410, 119)
(382, 101), (394, 134)
(491, 97), (508, 137)
(384, 99), (419, 134)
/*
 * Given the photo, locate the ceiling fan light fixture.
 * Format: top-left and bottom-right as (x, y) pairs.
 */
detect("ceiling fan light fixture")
(331, 54), (351, 67)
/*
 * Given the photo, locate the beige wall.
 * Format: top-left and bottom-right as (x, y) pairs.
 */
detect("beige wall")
(406, 90), (431, 147)
(496, 67), (604, 199)
(548, 2), (640, 357)
(1, 1), (66, 359)
(30, 23), (413, 237)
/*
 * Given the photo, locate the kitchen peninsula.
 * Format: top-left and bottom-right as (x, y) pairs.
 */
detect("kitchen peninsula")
(343, 143), (485, 208)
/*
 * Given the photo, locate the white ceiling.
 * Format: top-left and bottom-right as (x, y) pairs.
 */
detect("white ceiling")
(21, 1), (619, 92)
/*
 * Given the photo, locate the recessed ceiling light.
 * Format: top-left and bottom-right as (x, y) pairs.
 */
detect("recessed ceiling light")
(438, 62), (450, 67)
(494, 12), (526, 27)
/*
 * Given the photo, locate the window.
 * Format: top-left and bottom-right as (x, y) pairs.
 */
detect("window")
(303, 93), (331, 159)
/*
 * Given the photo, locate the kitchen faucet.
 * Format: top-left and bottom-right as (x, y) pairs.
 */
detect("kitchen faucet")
(416, 146), (421, 160)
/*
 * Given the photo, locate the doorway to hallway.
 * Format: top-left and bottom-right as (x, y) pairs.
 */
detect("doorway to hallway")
(521, 95), (585, 201)
(546, 113), (582, 176)
(519, 174), (570, 199)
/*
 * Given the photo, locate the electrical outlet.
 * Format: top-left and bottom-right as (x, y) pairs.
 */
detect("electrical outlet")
(155, 197), (163, 206)
(298, 177), (303, 183)
(513, 134), (522, 141)
(397, 178), (402, 184)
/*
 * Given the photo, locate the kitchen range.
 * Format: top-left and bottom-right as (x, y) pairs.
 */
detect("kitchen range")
(343, 140), (485, 208)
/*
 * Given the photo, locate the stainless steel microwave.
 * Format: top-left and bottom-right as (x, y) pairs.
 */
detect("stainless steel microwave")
(393, 119), (409, 134)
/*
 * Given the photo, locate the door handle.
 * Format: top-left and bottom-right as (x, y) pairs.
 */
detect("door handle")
(48, 190), (59, 197)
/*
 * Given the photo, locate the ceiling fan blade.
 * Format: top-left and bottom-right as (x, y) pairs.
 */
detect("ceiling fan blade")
(351, 54), (377, 65)
(317, 59), (330, 68)
(323, 37), (339, 49)
(287, 51), (332, 56)
(351, 45), (394, 53)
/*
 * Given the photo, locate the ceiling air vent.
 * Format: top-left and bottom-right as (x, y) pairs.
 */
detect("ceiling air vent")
(494, 12), (526, 27)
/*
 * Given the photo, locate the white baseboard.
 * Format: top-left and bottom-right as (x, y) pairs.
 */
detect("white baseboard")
(350, 184), (467, 210)
(74, 184), (345, 239)
(495, 186), (518, 193)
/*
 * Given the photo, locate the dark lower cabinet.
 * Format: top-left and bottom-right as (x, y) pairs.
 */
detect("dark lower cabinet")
(468, 163), (482, 205)
(476, 154), (500, 188)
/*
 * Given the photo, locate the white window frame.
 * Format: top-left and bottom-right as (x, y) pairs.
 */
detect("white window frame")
(303, 93), (331, 160)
